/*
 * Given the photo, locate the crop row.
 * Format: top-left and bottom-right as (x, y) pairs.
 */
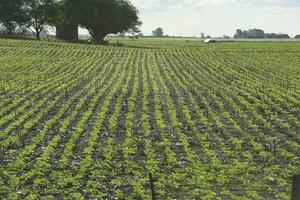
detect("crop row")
(0, 39), (299, 199)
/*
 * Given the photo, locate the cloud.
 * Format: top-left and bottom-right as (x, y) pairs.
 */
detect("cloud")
(130, 0), (300, 36)
(175, 0), (243, 8)
(131, 0), (242, 10)
(130, 0), (161, 10)
(259, 6), (300, 19)
(131, 0), (300, 10)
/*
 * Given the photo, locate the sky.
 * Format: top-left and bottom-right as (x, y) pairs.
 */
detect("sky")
(127, 0), (300, 37)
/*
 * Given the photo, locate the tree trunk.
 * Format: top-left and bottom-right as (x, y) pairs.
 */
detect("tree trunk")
(4, 22), (15, 35)
(7, 28), (13, 35)
(93, 32), (107, 44)
(36, 32), (40, 40)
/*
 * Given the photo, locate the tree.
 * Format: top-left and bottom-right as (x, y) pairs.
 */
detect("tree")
(49, 0), (70, 26)
(234, 29), (244, 38)
(247, 29), (265, 38)
(50, 0), (78, 41)
(66, 0), (141, 44)
(295, 35), (300, 39)
(235, 29), (265, 38)
(265, 33), (277, 38)
(24, 0), (56, 40)
(276, 34), (290, 39)
(264, 32), (290, 39)
(152, 27), (163, 37)
(0, 0), (27, 34)
(234, 28), (291, 39)
(200, 32), (205, 38)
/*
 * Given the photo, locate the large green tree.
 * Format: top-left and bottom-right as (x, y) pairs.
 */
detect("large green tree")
(66, 0), (141, 44)
(49, 0), (74, 26)
(0, 0), (27, 34)
(51, 0), (78, 41)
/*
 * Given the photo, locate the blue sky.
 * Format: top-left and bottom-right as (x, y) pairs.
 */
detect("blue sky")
(129, 0), (300, 37)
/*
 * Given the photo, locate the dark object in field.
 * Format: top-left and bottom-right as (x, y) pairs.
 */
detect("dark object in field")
(292, 175), (300, 200)
(204, 39), (217, 43)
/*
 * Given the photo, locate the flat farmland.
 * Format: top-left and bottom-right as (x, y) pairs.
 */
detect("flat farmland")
(0, 39), (299, 199)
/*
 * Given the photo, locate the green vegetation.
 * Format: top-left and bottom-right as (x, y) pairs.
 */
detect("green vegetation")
(0, 0), (141, 43)
(0, 38), (299, 199)
(234, 29), (290, 39)
(65, 0), (141, 44)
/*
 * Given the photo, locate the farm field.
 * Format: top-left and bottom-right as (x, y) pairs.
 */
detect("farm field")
(0, 38), (300, 199)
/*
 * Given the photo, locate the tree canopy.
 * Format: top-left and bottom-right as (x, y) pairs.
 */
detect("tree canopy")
(152, 27), (164, 38)
(65, 0), (141, 44)
(24, 0), (57, 39)
(234, 29), (265, 39)
(50, 0), (75, 26)
(234, 29), (290, 39)
(0, 0), (141, 43)
(0, 0), (56, 39)
(0, 0), (27, 34)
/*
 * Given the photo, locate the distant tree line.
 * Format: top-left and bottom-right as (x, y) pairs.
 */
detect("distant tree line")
(234, 29), (293, 39)
(152, 27), (164, 37)
(151, 27), (186, 38)
(0, 0), (141, 44)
